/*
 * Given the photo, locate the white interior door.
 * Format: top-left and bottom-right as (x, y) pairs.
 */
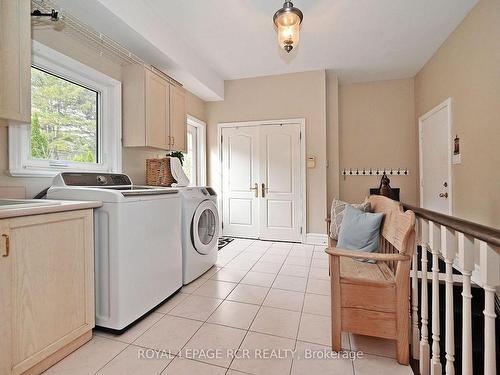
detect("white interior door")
(259, 124), (301, 241)
(222, 127), (260, 238)
(419, 99), (452, 214)
(221, 123), (303, 241)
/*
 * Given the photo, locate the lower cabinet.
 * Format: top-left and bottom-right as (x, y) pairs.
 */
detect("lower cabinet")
(0, 209), (95, 375)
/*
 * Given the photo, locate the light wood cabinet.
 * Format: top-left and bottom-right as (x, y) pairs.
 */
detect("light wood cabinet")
(0, 0), (31, 124)
(123, 64), (187, 152)
(169, 84), (187, 152)
(0, 209), (95, 375)
(145, 69), (170, 149)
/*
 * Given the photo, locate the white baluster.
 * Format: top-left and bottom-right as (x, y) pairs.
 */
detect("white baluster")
(441, 226), (456, 375)
(420, 218), (430, 375)
(412, 247), (420, 359)
(457, 233), (474, 375)
(479, 242), (499, 375)
(429, 221), (442, 375)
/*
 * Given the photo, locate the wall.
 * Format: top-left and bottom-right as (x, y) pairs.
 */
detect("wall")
(326, 72), (340, 206)
(206, 70), (328, 235)
(415, 0), (500, 228)
(338, 79), (418, 205)
(0, 27), (206, 195)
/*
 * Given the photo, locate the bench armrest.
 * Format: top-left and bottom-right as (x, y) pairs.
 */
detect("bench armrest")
(325, 247), (411, 262)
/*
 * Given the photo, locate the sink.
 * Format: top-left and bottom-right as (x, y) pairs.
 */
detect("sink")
(0, 199), (61, 210)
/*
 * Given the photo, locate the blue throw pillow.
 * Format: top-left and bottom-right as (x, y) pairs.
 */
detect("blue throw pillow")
(337, 205), (384, 261)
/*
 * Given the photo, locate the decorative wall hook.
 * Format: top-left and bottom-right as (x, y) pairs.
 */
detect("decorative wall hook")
(341, 168), (409, 176)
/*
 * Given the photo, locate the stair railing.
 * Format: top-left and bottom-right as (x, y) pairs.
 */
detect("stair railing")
(403, 203), (499, 375)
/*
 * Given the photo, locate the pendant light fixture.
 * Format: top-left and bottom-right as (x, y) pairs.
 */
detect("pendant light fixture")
(273, 1), (304, 53)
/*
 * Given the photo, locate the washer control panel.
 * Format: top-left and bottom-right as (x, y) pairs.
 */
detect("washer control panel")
(60, 172), (132, 186)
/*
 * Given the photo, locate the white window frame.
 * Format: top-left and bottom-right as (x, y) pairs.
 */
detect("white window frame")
(9, 40), (122, 177)
(187, 115), (207, 186)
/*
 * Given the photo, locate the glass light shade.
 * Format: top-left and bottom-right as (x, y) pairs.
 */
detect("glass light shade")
(276, 12), (301, 52)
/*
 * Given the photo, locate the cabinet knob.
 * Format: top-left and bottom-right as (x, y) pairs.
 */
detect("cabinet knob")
(2, 234), (9, 257)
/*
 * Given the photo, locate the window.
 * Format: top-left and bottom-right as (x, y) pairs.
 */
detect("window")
(183, 124), (197, 185)
(9, 41), (121, 177)
(31, 67), (99, 164)
(182, 116), (206, 186)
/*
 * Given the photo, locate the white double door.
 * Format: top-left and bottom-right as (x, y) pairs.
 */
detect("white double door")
(222, 124), (302, 242)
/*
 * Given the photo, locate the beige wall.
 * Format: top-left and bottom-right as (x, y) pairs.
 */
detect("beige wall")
(206, 70), (328, 234)
(326, 72), (340, 206)
(415, 0), (500, 228)
(0, 27), (206, 194)
(338, 79), (418, 205)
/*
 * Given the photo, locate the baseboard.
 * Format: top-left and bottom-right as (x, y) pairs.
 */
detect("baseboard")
(305, 233), (328, 245)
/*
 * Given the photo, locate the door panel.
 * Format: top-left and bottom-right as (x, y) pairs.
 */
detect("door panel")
(259, 125), (301, 241)
(0, 221), (11, 375)
(222, 127), (260, 238)
(420, 103), (451, 214)
(169, 84), (187, 152)
(145, 70), (169, 149)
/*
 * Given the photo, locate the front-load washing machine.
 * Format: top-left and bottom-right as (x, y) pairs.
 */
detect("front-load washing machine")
(178, 187), (219, 284)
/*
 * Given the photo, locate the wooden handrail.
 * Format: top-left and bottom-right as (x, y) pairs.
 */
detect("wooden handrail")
(402, 203), (500, 249)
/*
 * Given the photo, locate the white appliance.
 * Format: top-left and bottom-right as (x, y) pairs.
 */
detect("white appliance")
(178, 187), (219, 284)
(47, 172), (182, 332)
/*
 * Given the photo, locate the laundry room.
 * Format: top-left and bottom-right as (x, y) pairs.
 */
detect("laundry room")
(1, 1), (499, 375)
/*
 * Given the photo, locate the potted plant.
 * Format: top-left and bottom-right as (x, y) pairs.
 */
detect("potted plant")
(168, 151), (184, 166)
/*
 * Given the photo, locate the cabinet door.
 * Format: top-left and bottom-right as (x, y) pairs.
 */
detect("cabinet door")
(169, 84), (187, 152)
(0, 221), (12, 375)
(145, 69), (170, 150)
(9, 210), (94, 374)
(0, 0), (31, 123)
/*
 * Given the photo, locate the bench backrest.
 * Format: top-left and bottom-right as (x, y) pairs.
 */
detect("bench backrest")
(368, 195), (415, 255)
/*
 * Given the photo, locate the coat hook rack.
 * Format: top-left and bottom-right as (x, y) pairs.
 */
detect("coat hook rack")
(341, 168), (409, 176)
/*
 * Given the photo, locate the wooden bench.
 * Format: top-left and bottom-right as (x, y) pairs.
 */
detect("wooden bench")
(325, 195), (415, 364)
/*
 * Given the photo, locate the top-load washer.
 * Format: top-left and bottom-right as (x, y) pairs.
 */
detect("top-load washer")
(47, 172), (182, 332)
(177, 187), (219, 284)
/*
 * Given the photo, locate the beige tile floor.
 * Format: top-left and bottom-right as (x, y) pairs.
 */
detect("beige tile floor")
(43, 239), (413, 375)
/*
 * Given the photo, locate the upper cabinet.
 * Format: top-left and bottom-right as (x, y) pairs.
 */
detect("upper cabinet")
(169, 83), (187, 152)
(0, 0), (31, 124)
(123, 65), (187, 152)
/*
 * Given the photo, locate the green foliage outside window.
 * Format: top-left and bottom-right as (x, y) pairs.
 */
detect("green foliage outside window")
(30, 67), (98, 163)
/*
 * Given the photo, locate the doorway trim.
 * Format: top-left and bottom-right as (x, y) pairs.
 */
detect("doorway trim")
(217, 118), (307, 243)
(418, 98), (453, 214)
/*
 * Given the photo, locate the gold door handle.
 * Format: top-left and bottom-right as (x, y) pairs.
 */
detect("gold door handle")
(250, 183), (258, 198)
(172, 136), (175, 146)
(439, 192), (448, 198)
(2, 234), (9, 257)
(167, 136), (172, 147)
(261, 183), (268, 198)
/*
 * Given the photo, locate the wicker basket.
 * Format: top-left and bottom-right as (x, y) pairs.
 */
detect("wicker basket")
(146, 157), (177, 186)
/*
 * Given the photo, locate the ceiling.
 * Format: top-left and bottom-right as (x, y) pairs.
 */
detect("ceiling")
(52, 0), (478, 101)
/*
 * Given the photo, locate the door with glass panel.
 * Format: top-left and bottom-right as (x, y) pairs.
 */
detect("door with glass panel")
(221, 124), (302, 241)
(183, 124), (198, 185)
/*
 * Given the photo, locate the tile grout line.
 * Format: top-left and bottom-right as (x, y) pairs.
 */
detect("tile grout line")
(225, 240), (293, 373)
(288, 242), (314, 375)
(167, 239), (260, 373)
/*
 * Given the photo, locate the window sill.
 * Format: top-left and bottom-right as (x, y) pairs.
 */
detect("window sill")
(8, 167), (112, 178)
(9, 168), (59, 178)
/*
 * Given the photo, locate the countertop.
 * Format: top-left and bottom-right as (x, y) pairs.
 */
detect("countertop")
(0, 200), (102, 219)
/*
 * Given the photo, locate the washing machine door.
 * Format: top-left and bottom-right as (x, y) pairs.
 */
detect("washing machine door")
(191, 199), (220, 255)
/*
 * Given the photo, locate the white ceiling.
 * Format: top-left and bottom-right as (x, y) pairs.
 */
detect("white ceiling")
(52, 0), (477, 101)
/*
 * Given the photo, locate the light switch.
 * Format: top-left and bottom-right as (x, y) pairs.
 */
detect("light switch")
(307, 157), (316, 168)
